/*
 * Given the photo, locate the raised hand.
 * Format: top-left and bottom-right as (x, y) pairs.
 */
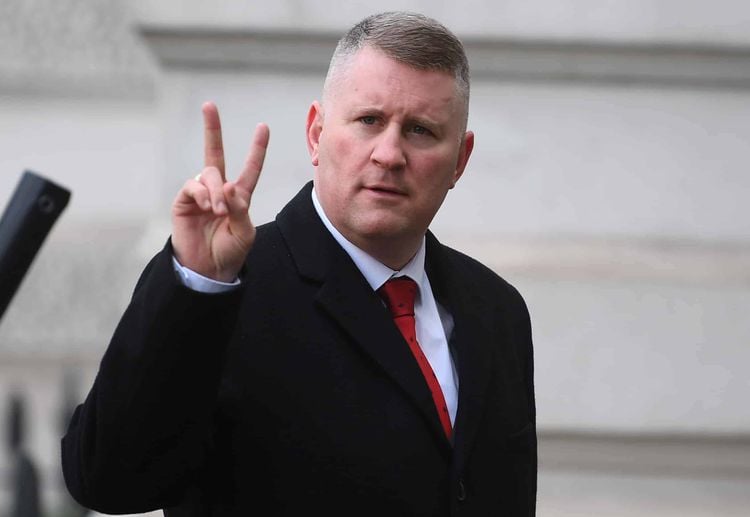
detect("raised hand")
(171, 102), (270, 282)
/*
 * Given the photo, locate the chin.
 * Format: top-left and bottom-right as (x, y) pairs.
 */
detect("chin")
(357, 222), (416, 244)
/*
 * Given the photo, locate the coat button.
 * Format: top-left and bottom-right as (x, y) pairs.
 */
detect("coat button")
(457, 479), (467, 502)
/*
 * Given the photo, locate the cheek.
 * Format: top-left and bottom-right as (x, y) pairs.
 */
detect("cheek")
(322, 129), (357, 161)
(319, 138), (357, 184)
(414, 153), (459, 189)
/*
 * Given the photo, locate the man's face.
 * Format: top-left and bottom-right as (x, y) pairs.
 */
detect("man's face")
(307, 46), (474, 265)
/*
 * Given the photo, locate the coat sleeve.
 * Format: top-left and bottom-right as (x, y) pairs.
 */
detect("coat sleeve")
(61, 241), (244, 514)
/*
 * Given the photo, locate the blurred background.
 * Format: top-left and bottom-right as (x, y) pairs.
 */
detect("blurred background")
(0, 0), (748, 515)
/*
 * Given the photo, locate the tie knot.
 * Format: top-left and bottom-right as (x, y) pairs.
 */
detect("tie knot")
(378, 277), (418, 318)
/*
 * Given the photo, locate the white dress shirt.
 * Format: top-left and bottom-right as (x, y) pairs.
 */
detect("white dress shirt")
(310, 189), (458, 424)
(172, 188), (459, 425)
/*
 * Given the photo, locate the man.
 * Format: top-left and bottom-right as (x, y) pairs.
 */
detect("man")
(62, 11), (536, 516)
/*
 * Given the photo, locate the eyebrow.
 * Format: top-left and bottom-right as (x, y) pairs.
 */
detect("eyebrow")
(409, 116), (442, 130)
(351, 106), (444, 129)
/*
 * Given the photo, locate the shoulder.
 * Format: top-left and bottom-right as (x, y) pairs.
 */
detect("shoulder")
(427, 235), (533, 338)
(253, 219), (284, 250)
(431, 236), (527, 307)
(243, 219), (290, 270)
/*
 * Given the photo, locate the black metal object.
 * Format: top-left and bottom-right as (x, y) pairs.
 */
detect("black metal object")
(0, 170), (70, 322)
(0, 171), (81, 515)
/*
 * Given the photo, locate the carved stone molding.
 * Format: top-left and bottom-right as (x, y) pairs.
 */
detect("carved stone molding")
(139, 27), (750, 90)
(540, 429), (750, 478)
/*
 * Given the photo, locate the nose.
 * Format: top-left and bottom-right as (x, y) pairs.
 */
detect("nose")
(370, 125), (406, 170)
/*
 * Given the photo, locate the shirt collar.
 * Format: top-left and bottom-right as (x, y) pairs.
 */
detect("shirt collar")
(311, 187), (426, 292)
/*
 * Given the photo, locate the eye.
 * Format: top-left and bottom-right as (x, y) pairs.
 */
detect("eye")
(410, 125), (432, 136)
(360, 116), (377, 125)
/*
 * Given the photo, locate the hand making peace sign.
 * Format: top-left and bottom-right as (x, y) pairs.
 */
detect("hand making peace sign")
(171, 102), (270, 282)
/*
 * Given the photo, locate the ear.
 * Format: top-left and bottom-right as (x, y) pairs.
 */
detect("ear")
(450, 130), (474, 189)
(306, 101), (324, 166)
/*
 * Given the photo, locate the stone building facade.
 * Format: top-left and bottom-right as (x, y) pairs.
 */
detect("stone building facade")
(1, 1), (748, 515)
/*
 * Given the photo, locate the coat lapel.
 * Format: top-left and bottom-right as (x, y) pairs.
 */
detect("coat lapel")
(425, 233), (494, 467)
(275, 183), (452, 448)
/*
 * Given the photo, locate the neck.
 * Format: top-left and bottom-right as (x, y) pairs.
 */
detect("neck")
(349, 234), (421, 271)
(309, 186), (422, 271)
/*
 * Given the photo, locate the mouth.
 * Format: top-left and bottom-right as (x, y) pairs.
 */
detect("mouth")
(363, 184), (407, 197)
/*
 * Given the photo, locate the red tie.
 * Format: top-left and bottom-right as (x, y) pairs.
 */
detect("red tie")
(378, 277), (452, 440)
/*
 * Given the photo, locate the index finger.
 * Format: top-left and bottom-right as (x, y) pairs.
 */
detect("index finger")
(236, 122), (270, 195)
(202, 101), (226, 180)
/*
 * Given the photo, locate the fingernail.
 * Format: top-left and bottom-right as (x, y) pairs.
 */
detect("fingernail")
(217, 201), (227, 213)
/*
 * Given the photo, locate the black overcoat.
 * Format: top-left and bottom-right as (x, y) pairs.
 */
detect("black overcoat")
(62, 182), (537, 516)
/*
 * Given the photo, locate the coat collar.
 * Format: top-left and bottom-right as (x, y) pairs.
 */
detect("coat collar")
(276, 182), (493, 458)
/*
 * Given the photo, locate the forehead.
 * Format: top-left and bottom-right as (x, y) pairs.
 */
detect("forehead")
(330, 46), (463, 120)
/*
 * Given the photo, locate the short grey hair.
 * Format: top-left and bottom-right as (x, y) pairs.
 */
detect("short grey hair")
(323, 11), (470, 115)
